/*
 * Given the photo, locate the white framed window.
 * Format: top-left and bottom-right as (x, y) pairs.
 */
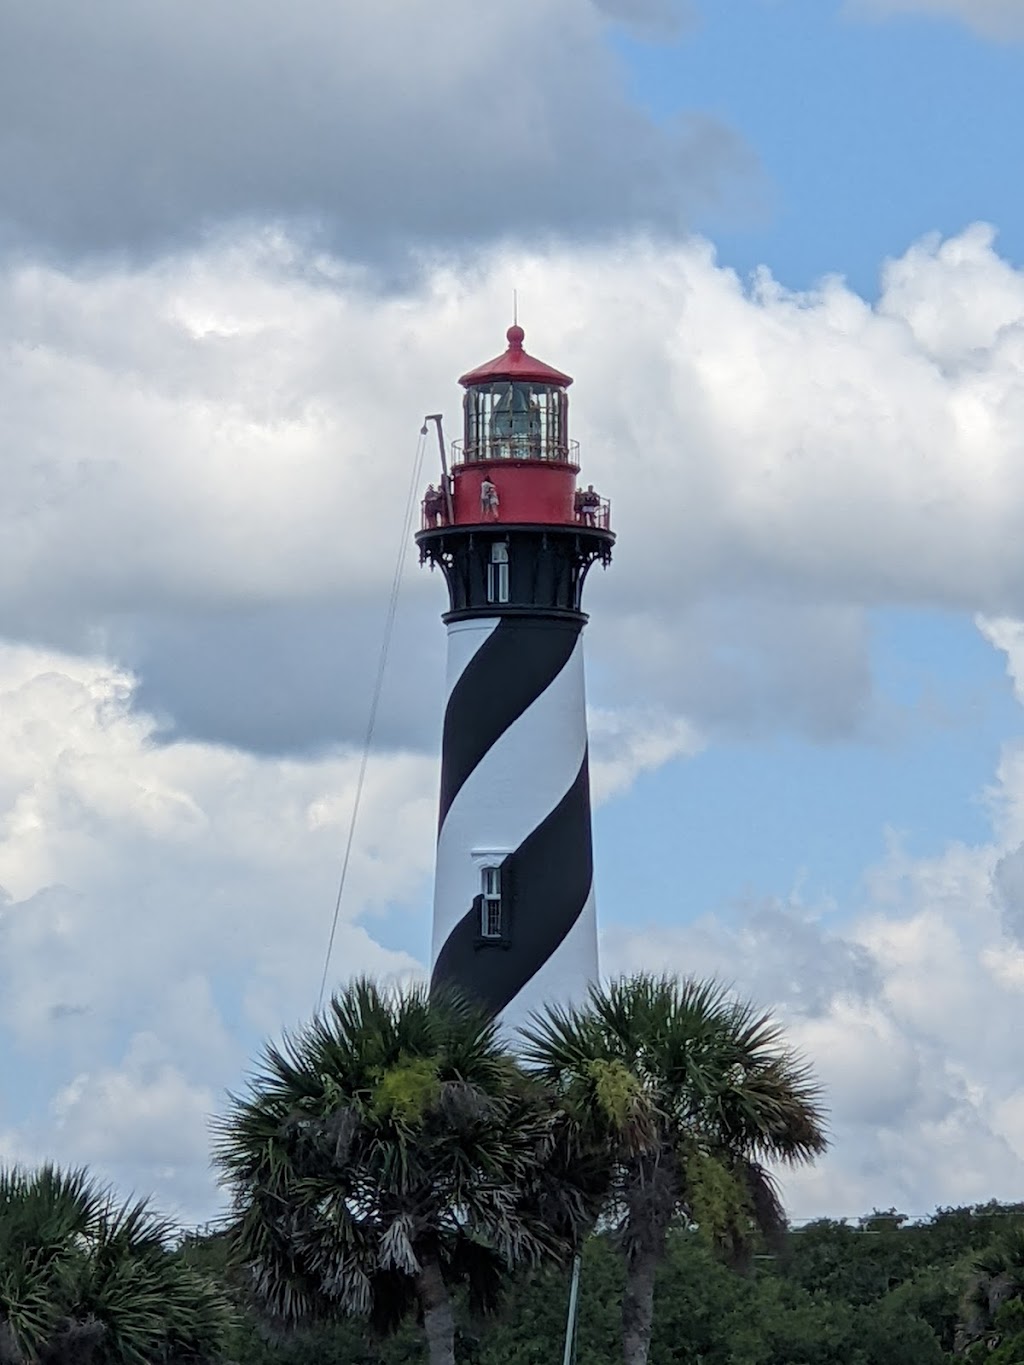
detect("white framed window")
(480, 865), (503, 939)
(487, 541), (509, 604)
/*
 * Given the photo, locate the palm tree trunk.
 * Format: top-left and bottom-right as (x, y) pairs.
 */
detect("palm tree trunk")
(416, 1256), (457, 1365)
(0, 1318), (24, 1365)
(621, 1248), (659, 1365)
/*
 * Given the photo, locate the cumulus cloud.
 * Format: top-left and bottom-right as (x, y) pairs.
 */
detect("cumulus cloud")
(4, 0), (1023, 1242)
(848, 0), (1024, 41)
(589, 707), (704, 803)
(0, 641), (432, 1217)
(602, 683), (1024, 1218)
(14, 619), (1024, 1226)
(0, 634), (687, 1220)
(602, 603), (1024, 1217)
(604, 877), (1024, 1215)
(5, 223), (1024, 748)
(0, 0), (750, 259)
(7, 220), (1024, 1219)
(50, 1038), (219, 1220)
(979, 617), (1024, 948)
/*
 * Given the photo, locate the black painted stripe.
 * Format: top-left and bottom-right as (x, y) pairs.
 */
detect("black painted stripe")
(438, 617), (581, 832)
(431, 750), (593, 1019)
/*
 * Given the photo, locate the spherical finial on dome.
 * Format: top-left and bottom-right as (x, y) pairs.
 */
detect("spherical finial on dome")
(457, 325), (572, 388)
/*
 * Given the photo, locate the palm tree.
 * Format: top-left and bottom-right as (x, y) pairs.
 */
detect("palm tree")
(956, 1227), (1024, 1356)
(520, 974), (828, 1365)
(0, 1163), (233, 1365)
(214, 978), (579, 1365)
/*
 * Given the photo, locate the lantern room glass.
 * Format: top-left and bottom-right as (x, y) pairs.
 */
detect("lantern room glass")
(463, 381), (568, 463)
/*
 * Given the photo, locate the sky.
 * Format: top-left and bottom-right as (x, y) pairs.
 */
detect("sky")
(3, 0), (1024, 1228)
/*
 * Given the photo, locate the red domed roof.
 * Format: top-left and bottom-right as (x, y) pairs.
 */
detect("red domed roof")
(458, 325), (573, 389)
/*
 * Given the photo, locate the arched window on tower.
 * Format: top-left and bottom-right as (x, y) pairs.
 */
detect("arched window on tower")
(480, 866), (503, 939)
(487, 541), (509, 603)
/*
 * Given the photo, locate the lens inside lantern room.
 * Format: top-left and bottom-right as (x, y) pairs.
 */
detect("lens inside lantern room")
(464, 381), (567, 462)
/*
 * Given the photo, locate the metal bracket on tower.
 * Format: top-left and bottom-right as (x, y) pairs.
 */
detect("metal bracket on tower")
(421, 414), (454, 524)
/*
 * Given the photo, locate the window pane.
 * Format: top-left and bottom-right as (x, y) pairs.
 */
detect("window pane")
(486, 561), (510, 604)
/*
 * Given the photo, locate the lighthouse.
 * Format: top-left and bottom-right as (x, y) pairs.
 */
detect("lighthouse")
(416, 325), (613, 1029)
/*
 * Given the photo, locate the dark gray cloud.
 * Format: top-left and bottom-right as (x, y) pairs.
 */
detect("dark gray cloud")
(589, 592), (874, 744)
(592, 0), (698, 39)
(117, 596), (446, 756)
(993, 844), (1024, 940)
(0, 0), (750, 260)
(848, 0), (1024, 42)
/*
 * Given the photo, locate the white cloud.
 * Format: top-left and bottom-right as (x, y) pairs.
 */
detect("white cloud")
(588, 706), (704, 804)
(48, 1036), (218, 1221)
(7, 584), (1024, 1228)
(848, 0), (1024, 41)
(604, 883), (1024, 1217)
(0, 640), (431, 1214)
(6, 223), (1024, 750)
(0, 632), (704, 1218)
(7, 222), (1024, 1221)
(602, 626), (1024, 1218)
(978, 615), (1024, 707)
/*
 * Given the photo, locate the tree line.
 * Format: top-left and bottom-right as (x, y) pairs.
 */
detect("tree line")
(2, 973), (1022, 1363)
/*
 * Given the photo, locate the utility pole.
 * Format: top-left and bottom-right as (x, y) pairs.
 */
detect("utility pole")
(562, 1253), (583, 1365)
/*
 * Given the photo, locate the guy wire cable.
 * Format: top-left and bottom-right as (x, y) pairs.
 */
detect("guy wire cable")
(316, 424), (429, 1010)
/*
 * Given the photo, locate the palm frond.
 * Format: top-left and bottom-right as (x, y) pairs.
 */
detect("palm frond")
(0, 1164), (233, 1364)
(519, 971), (826, 1290)
(214, 976), (569, 1344)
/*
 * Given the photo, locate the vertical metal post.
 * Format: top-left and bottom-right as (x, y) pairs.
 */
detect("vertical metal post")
(422, 414), (453, 523)
(562, 1253), (582, 1365)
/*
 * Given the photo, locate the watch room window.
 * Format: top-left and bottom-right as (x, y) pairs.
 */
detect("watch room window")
(487, 542), (509, 603)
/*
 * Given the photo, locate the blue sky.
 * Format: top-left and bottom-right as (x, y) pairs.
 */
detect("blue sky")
(596, 610), (1020, 935)
(4, 0), (1024, 1224)
(614, 0), (1024, 293)
(583, 0), (1024, 953)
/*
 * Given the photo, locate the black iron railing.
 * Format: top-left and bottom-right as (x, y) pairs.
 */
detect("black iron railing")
(574, 497), (611, 531)
(419, 496), (611, 532)
(452, 437), (580, 466)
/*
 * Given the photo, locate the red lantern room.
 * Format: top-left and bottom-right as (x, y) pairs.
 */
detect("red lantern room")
(417, 326), (613, 623)
(422, 325), (609, 532)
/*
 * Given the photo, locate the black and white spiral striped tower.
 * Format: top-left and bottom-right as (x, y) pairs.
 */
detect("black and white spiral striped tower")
(416, 325), (613, 1031)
